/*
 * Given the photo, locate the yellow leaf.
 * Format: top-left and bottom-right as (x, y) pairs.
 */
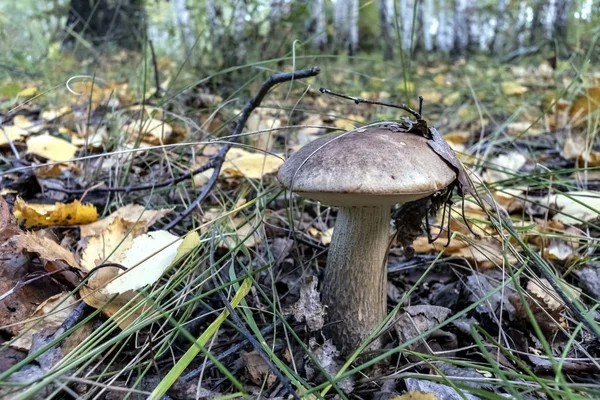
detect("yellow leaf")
(443, 92), (461, 106)
(569, 86), (600, 125)
(220, 217), (262, 249)
(13, 115), (44, 134)
(420, 91), (442, 103)
(13, 197), (98, 228)
(308, 227), (334, 245)
(392, 391), (438, 400)
(502, 81), (528, 95)
(18, 87), (38, 98)
(222, 152), (283, 179)
(0, 125), (27, 146)
(80, 204), (172, 238)
(433, 74), (447, 86)
(27, 133), (78, 161)
(394, 81), (415, 92)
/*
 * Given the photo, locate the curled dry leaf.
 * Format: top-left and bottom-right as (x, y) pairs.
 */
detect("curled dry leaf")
(563, 135), (600, 167)
(308, 226), (333, 245)
(26, 133), (78, 161)
(284, 276), (326, 331)
(394, 305), (452, 351)
(79, 204), (172, 238)
(16, 231), (79, 269)
(10, 293), (78, 351)
(305, 338), (354, 393)
(241, 351), (276, 387)
(13, 197), (98, 228)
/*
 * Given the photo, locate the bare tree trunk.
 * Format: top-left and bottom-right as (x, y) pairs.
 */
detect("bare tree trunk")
(205, 0), (222, 45)
(232, 0), (247, 64)
(530, 0), (545, 46)
(422, 0), (434, 52)
(554, 0), (571, 43)
(172, 0), (195, 54)
(379, 0), (394, 60)
(307, 0), (327, 50)
(514, 0), (529, 47)
(544, 0), (558, 40)
(454, 0), (470, 54)
(491, 0), (507, 54)
(334, 0), (359, 55)
(349, 0), (359, 55)
(399, 0), (416, 52)
(436, 0), (454, 54)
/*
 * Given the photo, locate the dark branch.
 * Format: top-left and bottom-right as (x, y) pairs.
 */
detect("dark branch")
(319, 87), (422, 120)
(163, 66), (320, 230)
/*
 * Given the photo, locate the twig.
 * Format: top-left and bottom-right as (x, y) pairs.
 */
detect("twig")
(148, 40), (162, 97)
(163, 67), (320, 230)
(319, 87), (422, 120)
(46, 161), (216, 195)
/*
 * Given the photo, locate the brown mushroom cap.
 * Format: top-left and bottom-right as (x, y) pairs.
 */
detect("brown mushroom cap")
(278, 122), (457, 206)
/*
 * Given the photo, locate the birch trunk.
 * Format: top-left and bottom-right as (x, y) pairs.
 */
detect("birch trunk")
(379, 0), (394, 59)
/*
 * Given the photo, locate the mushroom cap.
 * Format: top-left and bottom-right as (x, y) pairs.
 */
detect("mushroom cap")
(277, 122), (457, 206)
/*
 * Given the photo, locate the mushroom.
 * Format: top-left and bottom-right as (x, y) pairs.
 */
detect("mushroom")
(277, 122), (456, 355)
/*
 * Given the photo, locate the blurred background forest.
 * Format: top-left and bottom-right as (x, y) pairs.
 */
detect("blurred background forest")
(1, 0), (599, 81)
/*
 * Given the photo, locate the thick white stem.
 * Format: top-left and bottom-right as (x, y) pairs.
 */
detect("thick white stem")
(322, 206), (390, 355)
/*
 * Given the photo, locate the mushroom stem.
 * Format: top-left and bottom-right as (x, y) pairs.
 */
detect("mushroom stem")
(322, 206), (390, 355)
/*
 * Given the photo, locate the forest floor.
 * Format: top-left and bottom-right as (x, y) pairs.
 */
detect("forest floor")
(0, 51), (599, 399)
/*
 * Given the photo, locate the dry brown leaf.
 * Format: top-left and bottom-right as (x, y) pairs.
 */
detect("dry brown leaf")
(16, 231), (79, 269)
(10, 293), (78, 351)
(241, 351), (277, 387)
(563, 135), (600, 167)
(80, 204), (171, 238)
(27, 133), (78, 161)
(285, 276), (326, 331)
(569, 86), (600, 126)
(220, 217), (262, 249)
(79, 285), (147, 329)
(13, 197), (98, 228)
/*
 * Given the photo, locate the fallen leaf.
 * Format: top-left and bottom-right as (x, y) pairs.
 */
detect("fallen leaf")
(18, 87), (37, 98)
(0, 198), (62, 336)
(13, 115), (44, 134)
(502, 81), (528, 95)
(392, 391), (438, 400)
(420, 91), (442, 103)
(104, 231), (196, 294)
(506, 121), (544, 136)
(305, 338), (353, 393)
(80, 204), (171, 238)
(544, 191), (600, 224)
(485, 152), (527, 183)
(395, 305), (452, 350)
(527, 278), (580, 312)
(563, 135), (600, 167)
(443, 92), (460, 106)
(220, 217), (262, 249)
(285, 276), (326, 331)
(569, 86), (600, 126)
(10, 293), (78, 351)
(16, 231), (79, 269)
(124, 118), (172, 144)
(13, 198), (98, 228)
(0, 125), (27, 146)
(27, 133), (78, 161)
(404, 378), (481, 400)
(308, 226), (333, 245)
(241, 351), (276, 387)
(222, 152), (283, 180)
